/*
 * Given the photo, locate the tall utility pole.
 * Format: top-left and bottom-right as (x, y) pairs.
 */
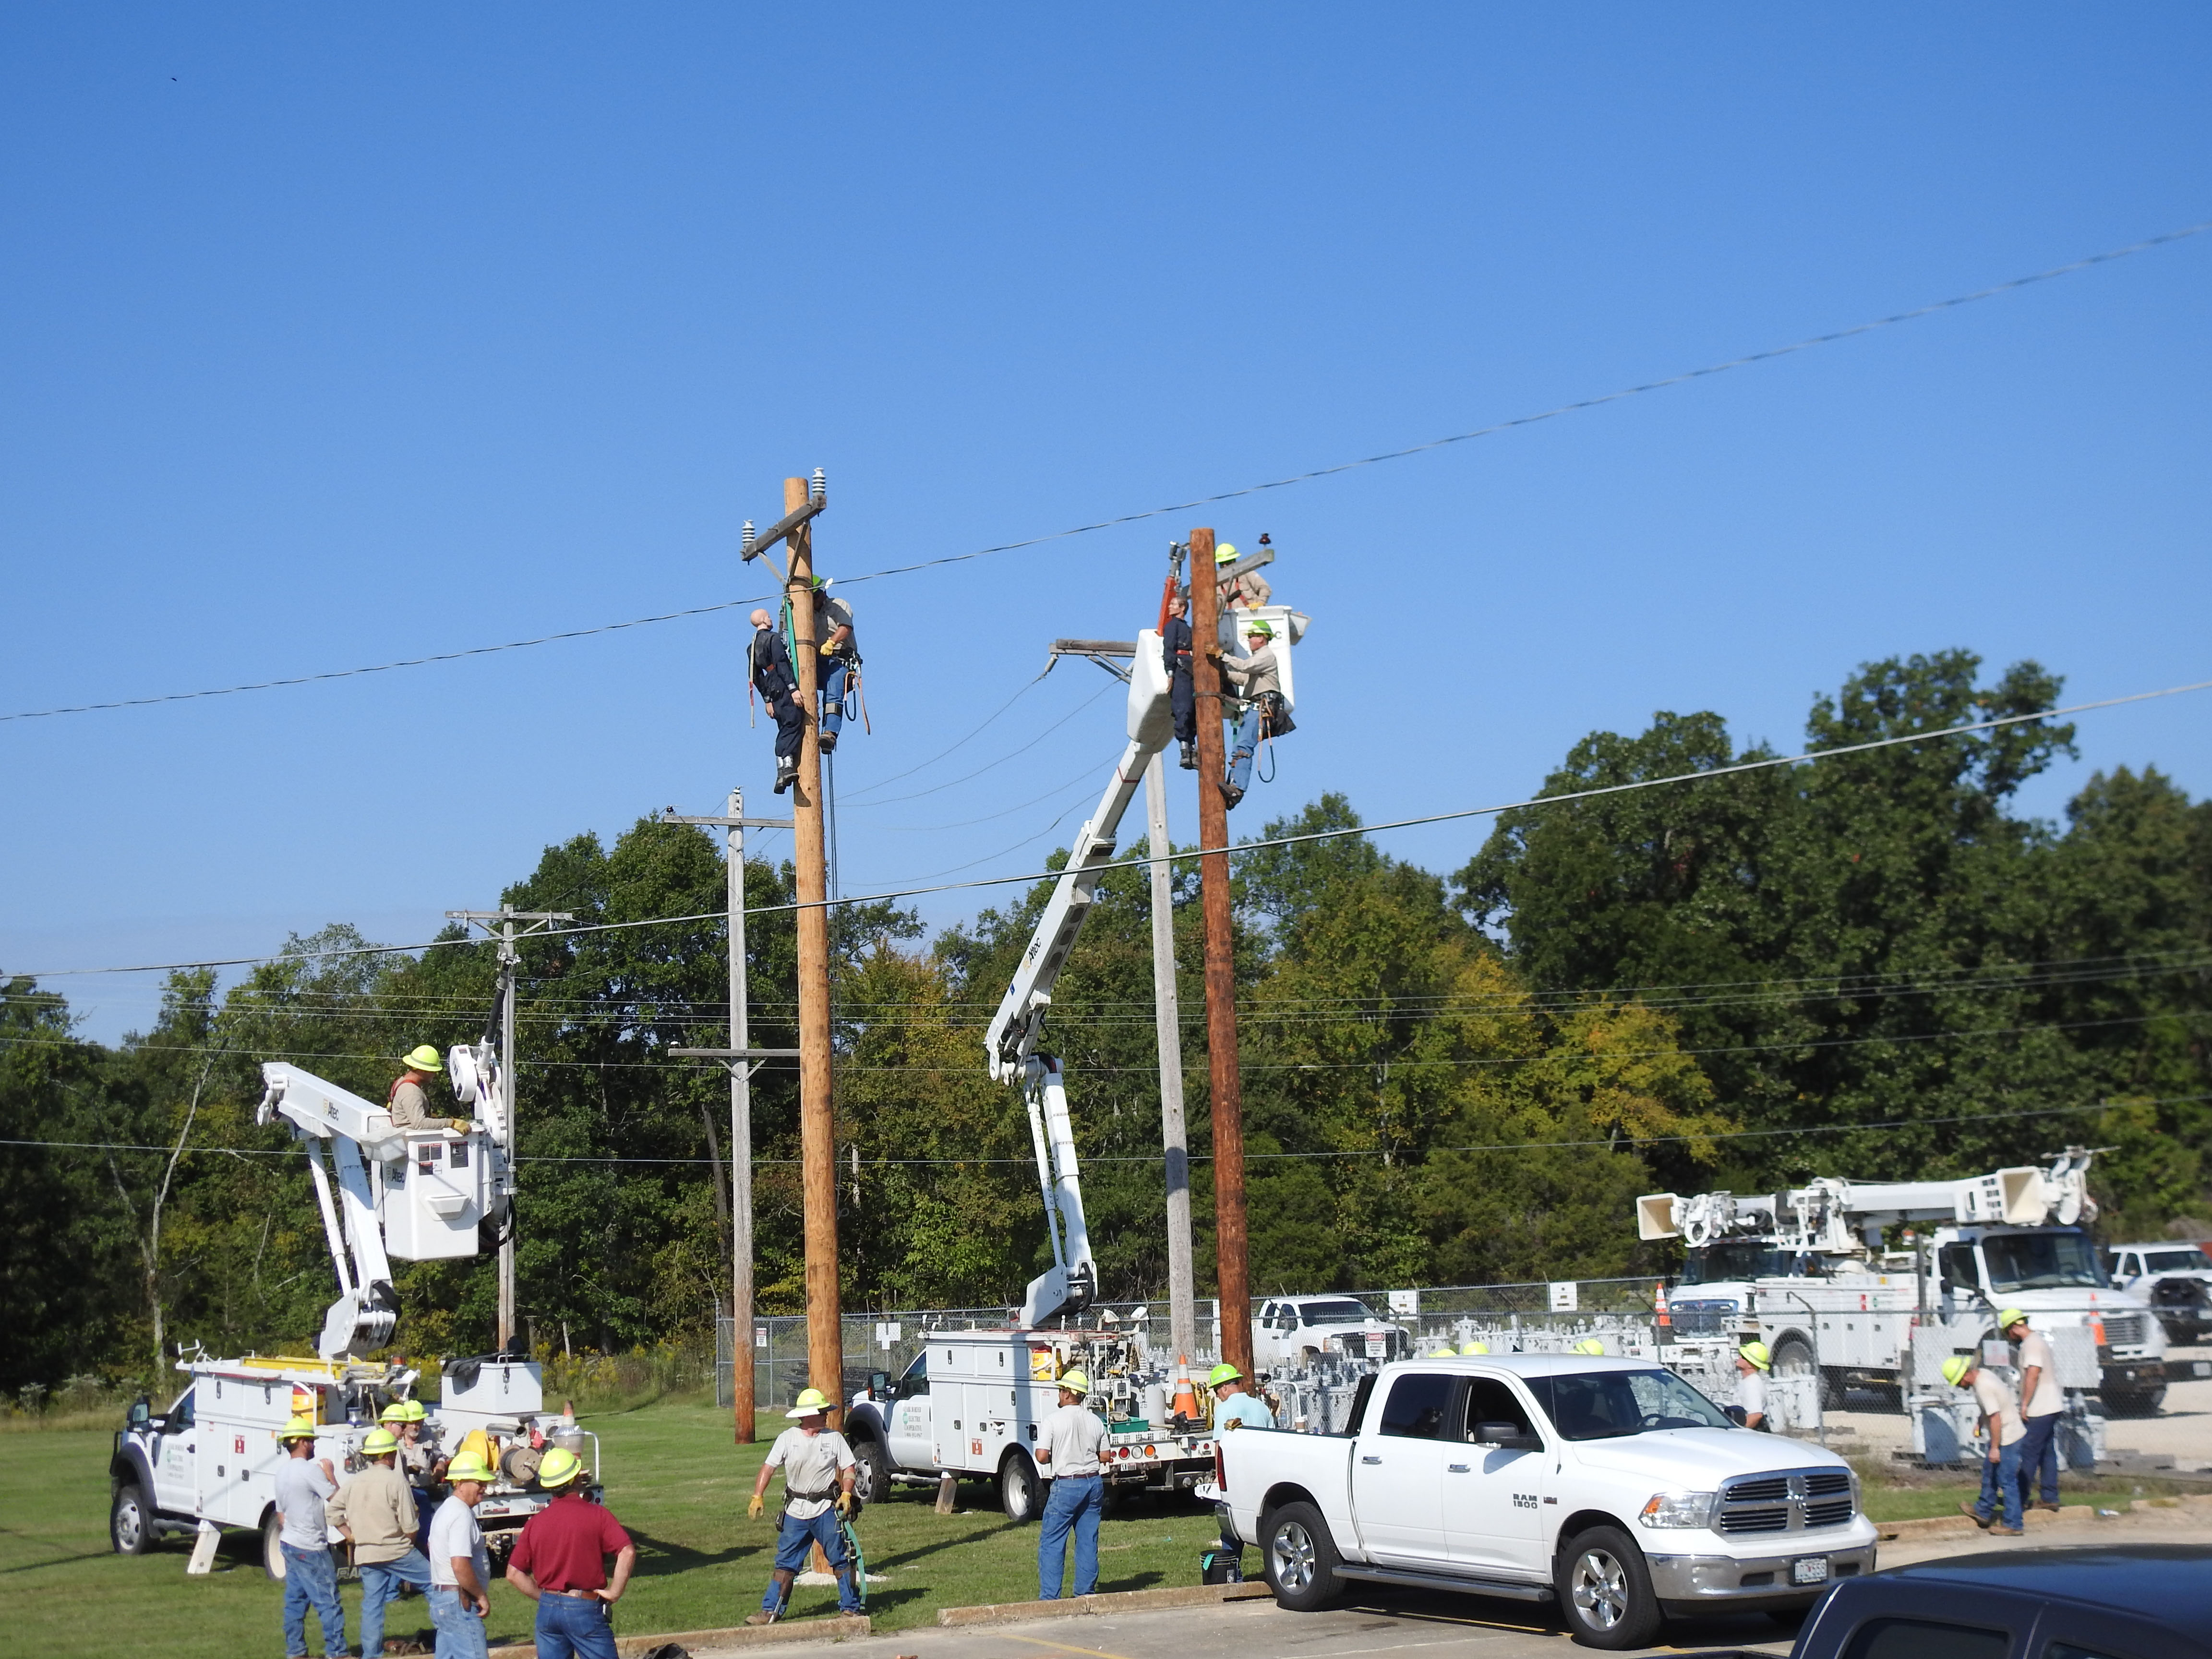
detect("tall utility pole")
(1187, 527), (1253, 1378)
(1144, 752), (1197, 1359)
(663, 793), (792, 1443)
(447, 904), (573, 1356)
(737, 470), (842, 1419)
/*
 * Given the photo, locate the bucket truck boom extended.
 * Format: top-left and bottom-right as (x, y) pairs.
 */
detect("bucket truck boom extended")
(985, 627), (1174, 1326)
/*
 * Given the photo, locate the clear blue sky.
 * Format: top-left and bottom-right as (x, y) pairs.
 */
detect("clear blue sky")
(4, 6), (2208, 1043)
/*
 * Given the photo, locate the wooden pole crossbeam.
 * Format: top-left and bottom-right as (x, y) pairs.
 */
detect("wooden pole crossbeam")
(737, 495), (827, 566)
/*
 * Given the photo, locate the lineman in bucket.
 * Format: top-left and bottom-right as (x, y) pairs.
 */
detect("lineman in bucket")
(745, 1388), (862, 1625)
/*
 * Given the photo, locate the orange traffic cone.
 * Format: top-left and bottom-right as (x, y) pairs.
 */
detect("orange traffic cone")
(1654, 1282), (1671, 1330)
(1170, 1357), (1201, 1425)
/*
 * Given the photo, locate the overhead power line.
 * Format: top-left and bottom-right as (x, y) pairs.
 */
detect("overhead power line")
(12, 672), (2209, 979)
(6, 217), (2206, 727)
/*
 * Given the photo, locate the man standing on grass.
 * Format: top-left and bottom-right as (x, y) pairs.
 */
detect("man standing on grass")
(745, 1388), (862, 1625)
(273, 1416), (347, 1659)
(427, 1451), (497, 1658)
(328, 1426), (430, 1659)
(1034, 1368), (1107, 1601)
(505, 1447), (636, 1659)
(2005, 1310), (2066, 1513)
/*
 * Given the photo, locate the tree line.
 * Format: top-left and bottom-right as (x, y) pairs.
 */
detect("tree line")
(5, 649), (2206, 1397)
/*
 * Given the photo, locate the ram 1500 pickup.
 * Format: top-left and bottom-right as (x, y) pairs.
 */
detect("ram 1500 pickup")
(1211, 1355), (1878, 1649)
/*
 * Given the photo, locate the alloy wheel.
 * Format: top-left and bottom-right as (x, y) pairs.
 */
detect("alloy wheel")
(1271, 1521), (1316, 1593)
(1571, 1547), (1628, 1630)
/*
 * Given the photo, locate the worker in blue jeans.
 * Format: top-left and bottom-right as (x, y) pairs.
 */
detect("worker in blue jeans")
(1946, 1355), (2026, 1535)
(1035, 1370), (1107, 1599)
(271, 1416), (348, 1659)
(745, 1389), (864, 1624)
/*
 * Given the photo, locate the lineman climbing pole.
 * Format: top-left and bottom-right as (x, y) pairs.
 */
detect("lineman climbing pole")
(739, 470), (843, 1421)
(1187, 527), (1253, 1378)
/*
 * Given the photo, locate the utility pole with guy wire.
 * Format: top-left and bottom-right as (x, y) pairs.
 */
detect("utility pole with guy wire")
(663, 793), (793, 1444)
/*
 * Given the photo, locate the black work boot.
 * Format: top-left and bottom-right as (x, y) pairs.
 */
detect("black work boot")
(1179, 740), (1197, 770)
(819, 728), (838, 753)
(775, 759), (797, 795)
(1220, 781), (1245, 810)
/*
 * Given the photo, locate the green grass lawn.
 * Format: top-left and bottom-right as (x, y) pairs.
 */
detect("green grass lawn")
(0, 1400), (1217, 1657)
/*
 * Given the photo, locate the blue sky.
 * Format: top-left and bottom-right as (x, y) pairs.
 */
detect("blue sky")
(4, 6), (2208, 1043)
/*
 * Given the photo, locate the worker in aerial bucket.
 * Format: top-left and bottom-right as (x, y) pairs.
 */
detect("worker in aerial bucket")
(809, 577), (860, 754)
(749, 607), (806, 794)
(389, 1046), (463, 1133)
(1163, 588), (1197, 769)
(1215, 619), (1285, 810)
(1213, 539), (1272, 644)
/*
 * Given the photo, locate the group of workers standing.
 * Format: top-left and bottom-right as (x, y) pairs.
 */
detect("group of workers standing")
(1163, 537), (1288, 810)
(748, 579), (860, 795)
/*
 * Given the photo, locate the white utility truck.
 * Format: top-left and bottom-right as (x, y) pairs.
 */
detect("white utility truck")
(1212, 1353), (1874, 1649)
(1251, 1296), (1412, 1370)
(108, 1028), (592, 1575)
(844, 577), (1309, 1516)
(1640, 1149), (2172, 1415)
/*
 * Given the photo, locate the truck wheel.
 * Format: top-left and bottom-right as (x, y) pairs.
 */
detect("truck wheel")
(1260, 1501), (1344, 1611)
(851, 1437), (887, 1509)
(1555, 1525), (1663, 1650)
(2104, 1387), (2166, 1418)
(109, 1483), (152, 1556)
(261, 1511), (286, 1580)
(999, 1452), (1040, 1522)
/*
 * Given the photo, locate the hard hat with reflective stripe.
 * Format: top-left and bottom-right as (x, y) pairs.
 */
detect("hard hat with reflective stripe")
(1942, 1355), (1973, 1387)
(1460, 1342), (1489, 1356)
(787, 1387), (833, 1419)
(447, 1451), (496, 1483)
(1571, 1337), (1606, 1355)
(1214, 543), (1239, 564)
(403, 1045), (445, 1073)
(274, 1414), (318, 1442)
(1206, 1363), (1243, 1388)
(1997, 1308), (2029, 1332)
(401, 1399), (427, 1422)
(1058, 1369), (1091, 1395)
(1242, 620), (1275, 639)
(537, 1446), (585, 1488)
(1739, 1341), (1772, 1371)
(361, 1428), (399, 1456)
(380, 1401), (410, 1423)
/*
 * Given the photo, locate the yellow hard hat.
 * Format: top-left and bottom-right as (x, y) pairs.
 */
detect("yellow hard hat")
(1058, 1369), (1091, 1394)
(537, 1446), (585, 1488)
(1942, 1355), (1972, 1388)
(1206, 1363), (1243, 1388)
(447, 1452), (495, 1483)
(1460, 1342), (1489, 1356)
(1571, 1338), (1606, 1356)
(1739, 1342), (1772, 1371)
(379, 1401), (410, 1424)
(275, 1414), (318, 1442)
(1243, 620), (1275, 639)
(361, 1428), (399, 1456)
(403, 1045), (445, 1073)
(1430, 1346), (1457, 1357)
(786, 1387), (833, 1419)
(401, 1399), (427, 1422)
(1214, 543), (1239, 564)
(1996, 1308), (2029, 1332)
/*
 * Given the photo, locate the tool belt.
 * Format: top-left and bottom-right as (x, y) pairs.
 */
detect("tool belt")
(1257, 690), (1295, 737)
(783, 1485), (839, 1511)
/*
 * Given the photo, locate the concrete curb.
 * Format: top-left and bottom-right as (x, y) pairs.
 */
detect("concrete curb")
(487, 1614), (871, 1657)
(1876, 1505), (2097, 1541)
(936, 1581), (1274, 1627)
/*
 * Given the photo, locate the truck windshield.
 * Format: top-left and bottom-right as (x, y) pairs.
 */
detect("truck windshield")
(1683, 1245), (1829, 1284)
(1298, 1300), (1376, 1325)
(1526, 1370), (1733, 1439)
(2145, 1249), (2211, 1274)
(1982, 1231), (2108, 1292)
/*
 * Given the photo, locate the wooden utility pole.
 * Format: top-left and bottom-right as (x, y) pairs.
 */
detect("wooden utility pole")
(1187, 527), (1252, 1377)
(782, 475), (844, 1420)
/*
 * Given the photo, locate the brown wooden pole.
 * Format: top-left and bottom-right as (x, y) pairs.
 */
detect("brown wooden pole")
(784, 474), (844, 1425)
(1188, 527), (1253, 1378)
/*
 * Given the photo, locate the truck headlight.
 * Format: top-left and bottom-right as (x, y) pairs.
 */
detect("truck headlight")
(1638, 1491), (1716, 1529)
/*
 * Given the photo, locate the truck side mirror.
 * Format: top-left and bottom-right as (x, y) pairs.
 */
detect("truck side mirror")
(868, 1371), (889, 1399)
(1474, 1422), (1542, 1451)
(127, 1397), (151, 1429)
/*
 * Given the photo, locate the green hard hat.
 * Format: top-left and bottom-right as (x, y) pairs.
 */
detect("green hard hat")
(1207, 1363), (1243, 1388)
(1942, 1355), (1972, 1387)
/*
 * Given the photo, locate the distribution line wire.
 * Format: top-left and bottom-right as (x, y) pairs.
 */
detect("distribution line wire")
(838, 678), (1118, 809)
(15, 669), (2206, 980)
(8, 218), (2207, 728)
(9, 1093), (2205, 1169)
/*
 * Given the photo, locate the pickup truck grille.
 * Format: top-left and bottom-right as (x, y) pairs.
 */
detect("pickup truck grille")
(1717, 1468), (1857, 1535)
(1669, 1299), (1738, 1337)
(2102, 1313), (2145, 1346)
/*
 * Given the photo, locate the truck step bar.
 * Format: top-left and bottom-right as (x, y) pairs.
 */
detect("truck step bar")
(1333, 1564), (1555, 1603)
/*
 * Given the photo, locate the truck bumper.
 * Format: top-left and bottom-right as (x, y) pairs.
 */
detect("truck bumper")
(2101, 1360), (2165, 1391)
(1646, 1538), (1876, 1607)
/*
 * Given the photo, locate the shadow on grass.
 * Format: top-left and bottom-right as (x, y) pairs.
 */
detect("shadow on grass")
(1097, 1569), (1166, 1594)
(625, 1527), (751, 1579)
(865, 1515), (1024, 1573)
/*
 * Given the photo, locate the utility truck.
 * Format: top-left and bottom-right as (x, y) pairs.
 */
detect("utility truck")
(845, 576), (1310, 1516)
(109, 1009), (594, 1575)
(1211, 1353), (1875, 1649)
(1639, 1149), (2171, 1415)
(1251, 1296), (1412, 1370)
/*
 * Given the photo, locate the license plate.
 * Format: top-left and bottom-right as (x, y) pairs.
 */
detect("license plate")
(1791, 1557), (1830, 1586)
(2191, 1361), (2211, 1379)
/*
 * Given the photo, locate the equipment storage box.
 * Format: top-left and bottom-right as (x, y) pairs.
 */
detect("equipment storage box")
(381, 1130), (491, 1260)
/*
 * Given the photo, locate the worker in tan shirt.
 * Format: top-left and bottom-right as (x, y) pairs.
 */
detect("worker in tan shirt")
(2003, 1309), (2065, 1512)
(1944, 1354), (2025, 1534)
(329, 1427), (433, 1659)
(389, 1045), (463, 1132)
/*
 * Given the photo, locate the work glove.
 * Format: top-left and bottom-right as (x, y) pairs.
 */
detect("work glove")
(820, 642), (837, 656)
(747, 1494), (766, 1520)
(835, 1491), (854, 1517)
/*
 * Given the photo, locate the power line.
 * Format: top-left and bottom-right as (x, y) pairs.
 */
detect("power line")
(12, 672), (2208, 978)
(8, 218), (2206, 727)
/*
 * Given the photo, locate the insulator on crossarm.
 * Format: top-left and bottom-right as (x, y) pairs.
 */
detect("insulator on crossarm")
(810, 468), (826, 505)
(740, 520), (756, 559)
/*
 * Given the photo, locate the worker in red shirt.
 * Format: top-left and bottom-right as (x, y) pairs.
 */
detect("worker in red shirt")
(504, 1448), (637, 1659)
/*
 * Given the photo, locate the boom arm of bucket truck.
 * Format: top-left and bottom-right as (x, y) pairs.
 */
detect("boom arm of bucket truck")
(1636, 1148), (2101, 1253)
(257, 1044), (515, 1360)
(984, 628), (1176, 1326)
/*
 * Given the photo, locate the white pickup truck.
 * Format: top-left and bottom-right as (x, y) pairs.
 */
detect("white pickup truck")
(1211, 1354), (1877, 1649)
